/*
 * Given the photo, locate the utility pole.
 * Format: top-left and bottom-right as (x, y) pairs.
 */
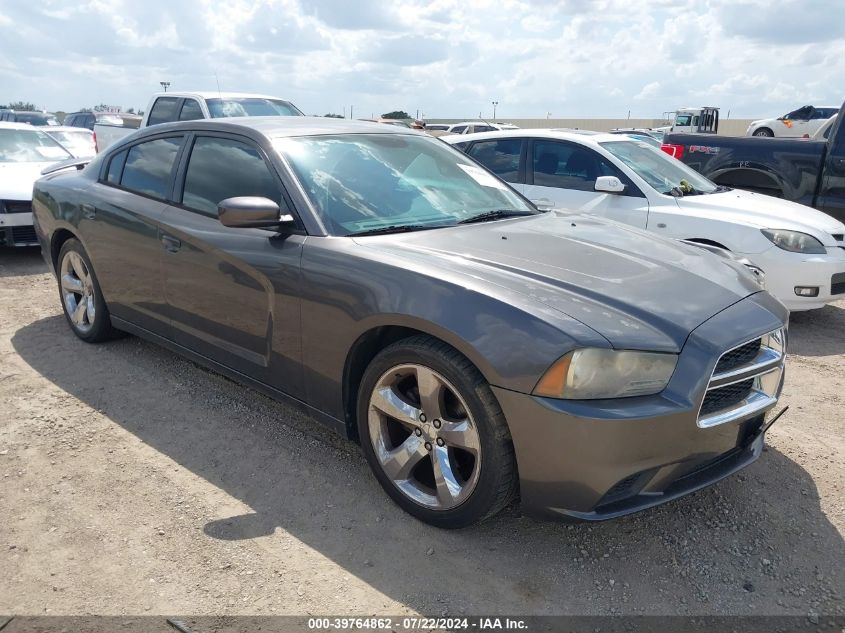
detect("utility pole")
(160, 81), (170, 92)
(350, 105), (354, 119)
(492, 100), (498, 120)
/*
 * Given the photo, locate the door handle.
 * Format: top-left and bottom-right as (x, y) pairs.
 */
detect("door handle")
(530, 198), (556, 210)
(81, 203), (96, 220)
(161, 235), (181, 253)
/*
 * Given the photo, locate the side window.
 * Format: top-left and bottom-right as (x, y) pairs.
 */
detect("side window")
(181, 136), (282, 216)
(532, 140), (638, 194)
(146, 97), (180, 126)
(120, 137), (182, 199)
(451, 125), (467, 134)
(467, 138), (523, 183)
(178, 99), (204, 121)
(105, 149), (127, 183)
(85, 114), (96, 129)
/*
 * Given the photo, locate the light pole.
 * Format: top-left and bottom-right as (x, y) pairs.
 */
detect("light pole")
(491, 101), (498, 120)
(160, 81), (170, 92)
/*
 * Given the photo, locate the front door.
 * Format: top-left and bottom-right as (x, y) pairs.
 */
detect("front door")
(160, 133), (305, 398)
(817, 117), (845, 225)
(522, 139), (650, 227)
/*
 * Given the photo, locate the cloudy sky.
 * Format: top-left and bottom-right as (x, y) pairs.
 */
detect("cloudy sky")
(1, 0), (843, 119)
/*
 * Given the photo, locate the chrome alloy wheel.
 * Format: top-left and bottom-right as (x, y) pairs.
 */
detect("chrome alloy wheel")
(368, 364), (482, 510)
(60, 250), (96, 334)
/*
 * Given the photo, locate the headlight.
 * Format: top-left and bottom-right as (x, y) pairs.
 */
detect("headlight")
(533, 348), (678, 400)
(761, 229), (826, 254)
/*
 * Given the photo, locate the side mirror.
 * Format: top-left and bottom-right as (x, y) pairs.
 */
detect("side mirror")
(595, 176), (626, 194)
(217, 197), (295, 228)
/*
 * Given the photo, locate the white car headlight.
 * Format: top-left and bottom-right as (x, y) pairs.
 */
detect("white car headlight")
(761, 229), (826, 254)
(533, 348), (678, 400)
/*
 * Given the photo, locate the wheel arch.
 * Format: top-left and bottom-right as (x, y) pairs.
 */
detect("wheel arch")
(710, 168), (784, 198)
(50, 227), (81, 272)
(342, 323), (496, 443)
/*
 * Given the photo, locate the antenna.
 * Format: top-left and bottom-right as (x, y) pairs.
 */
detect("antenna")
(215, 72), (222, 96)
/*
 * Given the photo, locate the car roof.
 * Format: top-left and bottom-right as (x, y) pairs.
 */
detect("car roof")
(148, 91), (296, 101)
(127, 116), (428, 140)
(441, 128), (621, 145)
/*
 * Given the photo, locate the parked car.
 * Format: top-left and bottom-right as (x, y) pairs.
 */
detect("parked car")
(90, 113), (143, 152)
(43, 127), (96, 158)
(0, 110), (60, 126)
(662, 101), (845, 225)
(0, 122), (72, 246)
(746, 105), (839, 138)
(446, 121), (519, 135)
(33, 117), (788, 527)
(93, 91), (303, 151)
(63, 111), (141, 132)
(445, 129), (845, 311)
(424, 123), (451, 137)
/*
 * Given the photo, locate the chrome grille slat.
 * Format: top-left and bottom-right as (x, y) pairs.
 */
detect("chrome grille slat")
(697, 328), (786, 429)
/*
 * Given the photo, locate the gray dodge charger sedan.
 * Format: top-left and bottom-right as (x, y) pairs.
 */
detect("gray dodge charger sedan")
(32, 117), (788, 528)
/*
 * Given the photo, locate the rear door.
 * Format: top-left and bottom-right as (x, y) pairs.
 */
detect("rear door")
(522, 139), (649, 226)
(817, 114), (845, 224)
(85, 134), (185, 335)
(464, 137), (526, 194)
(160, 132), (305, 397)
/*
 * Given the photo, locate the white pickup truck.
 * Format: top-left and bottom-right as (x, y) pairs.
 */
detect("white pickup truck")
(93, 91), (304, 151)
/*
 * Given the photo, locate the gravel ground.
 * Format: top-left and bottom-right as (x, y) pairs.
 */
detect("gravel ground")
(0, 246), (843, 618)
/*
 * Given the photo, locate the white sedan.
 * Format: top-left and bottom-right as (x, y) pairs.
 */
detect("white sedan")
(43, 126), (96, 158)
(746, 105), (839, 138)
(444, 129), (845, 311)
(0, 122), (73, 246)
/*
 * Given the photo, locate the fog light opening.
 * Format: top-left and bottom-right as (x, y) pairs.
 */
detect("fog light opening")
(794, 286), (819, 297)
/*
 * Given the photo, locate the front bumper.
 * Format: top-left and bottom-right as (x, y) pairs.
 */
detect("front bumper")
(0, 210), (37, 247)
(750, 245), (845, 311)
(498, 292), (788, 520)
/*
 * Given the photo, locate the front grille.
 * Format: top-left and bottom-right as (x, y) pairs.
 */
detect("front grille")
(714, 339), (761, 374)
(700, 378), (754, 415)
(1, 200), (32, 214)
(697, 329), (786, 428)
(11, 226), (38, 244)
(832, 272), (845, 296)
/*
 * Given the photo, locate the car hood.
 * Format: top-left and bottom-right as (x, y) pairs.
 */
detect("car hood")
(354, 212), (763, 352)
(677, 189), (845, 245)
(0, 161), (58, 200)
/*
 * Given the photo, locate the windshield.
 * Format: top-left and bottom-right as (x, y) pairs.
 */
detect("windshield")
(0, 128), (73, 162)
(46, 130), (96, 158)
(275, 133), (535, 235)
(206, 98), (304, 118)
(600, 140), (718, 195)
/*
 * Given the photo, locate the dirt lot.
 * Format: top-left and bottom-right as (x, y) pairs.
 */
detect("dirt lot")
(1, 246), (843, 618)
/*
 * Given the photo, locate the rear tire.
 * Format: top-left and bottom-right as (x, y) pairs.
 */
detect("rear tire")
(752, 128), (774, 137)
(57, 238), (121, 343)
(357, 336), (517, 528)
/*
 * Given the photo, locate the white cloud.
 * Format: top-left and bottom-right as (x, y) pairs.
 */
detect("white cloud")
(0, 0), (843, 118)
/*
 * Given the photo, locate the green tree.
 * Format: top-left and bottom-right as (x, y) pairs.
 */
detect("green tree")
(7, 101), (36, 111)
(381, 110), (410, 120)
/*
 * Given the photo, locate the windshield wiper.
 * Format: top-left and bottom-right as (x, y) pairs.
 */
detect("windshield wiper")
(458, 209), (537, 225)
(350, 224), (437, 237)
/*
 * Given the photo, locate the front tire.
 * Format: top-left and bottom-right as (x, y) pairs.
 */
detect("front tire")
(57, 238), (120, 343)
(357, 336), (517, 528)
(753, 128), (774, 137)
